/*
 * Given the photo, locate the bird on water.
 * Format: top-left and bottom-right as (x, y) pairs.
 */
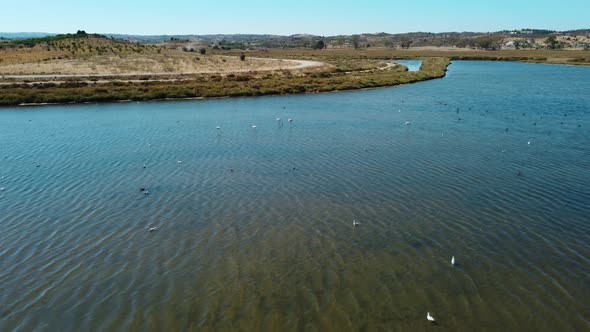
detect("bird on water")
(427, 312), (435, 322)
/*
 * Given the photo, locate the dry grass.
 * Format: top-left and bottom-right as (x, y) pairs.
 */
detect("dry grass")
(0, 36), (304, 75)
(0, 47), (302, 75)
(0, 53), (300, 75)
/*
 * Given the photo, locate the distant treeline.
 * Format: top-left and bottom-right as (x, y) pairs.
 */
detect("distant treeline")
(0, 31), (104, 49)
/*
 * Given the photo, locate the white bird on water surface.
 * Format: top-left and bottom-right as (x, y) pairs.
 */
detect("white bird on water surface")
(451, 256), (456, 266)
(427, 312), (435, 322)
(148, 226), (157, 232)
(405, 121), (411, 126)
(252, 125), (257, 129)
(353, 220), (361, 227)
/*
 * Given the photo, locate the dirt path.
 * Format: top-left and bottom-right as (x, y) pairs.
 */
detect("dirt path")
(0, 58), (325, 81)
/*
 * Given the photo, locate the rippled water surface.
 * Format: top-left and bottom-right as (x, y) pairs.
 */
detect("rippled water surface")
(1, 61), (589, 331)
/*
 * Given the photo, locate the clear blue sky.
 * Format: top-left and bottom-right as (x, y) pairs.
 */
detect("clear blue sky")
(1, 0), (588, 35)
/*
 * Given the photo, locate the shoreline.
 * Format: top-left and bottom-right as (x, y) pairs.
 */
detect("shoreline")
(3, 56), (588, 108)
(11, 73), (444, 108)
(0, 57), (450, 107)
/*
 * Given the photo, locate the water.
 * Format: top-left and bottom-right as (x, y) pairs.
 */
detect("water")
(394, 59), (422, 71)
(1, 61), (589, 331)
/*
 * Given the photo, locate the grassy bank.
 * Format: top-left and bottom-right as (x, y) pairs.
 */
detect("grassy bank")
(0, 57), (450, 106)
(236, 48), (590, 66)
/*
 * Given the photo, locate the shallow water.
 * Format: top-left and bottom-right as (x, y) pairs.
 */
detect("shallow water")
(1, 61), (589, 331)
(394, 59), (422, 71)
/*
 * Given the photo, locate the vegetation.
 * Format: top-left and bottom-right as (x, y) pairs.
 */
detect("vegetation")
(400, 36), (413, 49)
(0, 31), (100, 49)
(0, 53), (450, 106)
(544, 35), (562, 49)
(1, 33), (589, 107)
(473, 35), (503, 50)
(351, 35), (360, 49)
(312, 40), (326, 50)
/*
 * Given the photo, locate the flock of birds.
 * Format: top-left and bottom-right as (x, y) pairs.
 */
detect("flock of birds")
(2, 100), (581, 327)
(142, 116), (297, 233)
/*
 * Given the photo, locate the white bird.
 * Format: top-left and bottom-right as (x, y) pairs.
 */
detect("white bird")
(148, 226), (157, 232)
(177, 160), (182, 163)
(148, 144), (152, 147)
(216, 126), (221, 130)
(451, 256), (456, 266)
(276, 118), (281, 121)
(427, 312), (435, 322)
(288, 118), (293, 123)
(0, 187), (4, 191)
(142, 164), (147, 169)
(143, 190), (150, 195)
(252, 125), (257, 129)
(353, 220), (361, 227)
(405, 121), (411, 126)
(527, 141), (531, 145)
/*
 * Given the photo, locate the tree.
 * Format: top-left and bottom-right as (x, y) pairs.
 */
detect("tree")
(240, 53), (246, 61)
(76, 30), (87, 35)
(400, 36), (413, 49)
(454, 38), (470, 48)
(351, 35), (360, 49)
(383, 37), (394, 48)
(545, 35), (560, 49)
(199, 48), (206, 55)
(312, 40), (325, 50)
(474, 35), (502, 50)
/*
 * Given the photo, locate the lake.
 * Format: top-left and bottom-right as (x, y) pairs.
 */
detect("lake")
(1, 61), (589, 331)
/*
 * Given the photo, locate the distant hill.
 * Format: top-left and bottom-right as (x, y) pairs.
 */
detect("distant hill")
(107, 29), (590, 49)
(0, 31), (158, 57)
(107, 33), (283, 44)
(0, 32), (56, 39)
(2, 28), (589, 50)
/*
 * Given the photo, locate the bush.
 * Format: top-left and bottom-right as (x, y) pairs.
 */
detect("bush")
(199, 48), (206, 55)
(240, 53), (246, 61)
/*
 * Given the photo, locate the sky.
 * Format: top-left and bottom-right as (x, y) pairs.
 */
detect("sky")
(1, 0), (588, 36)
